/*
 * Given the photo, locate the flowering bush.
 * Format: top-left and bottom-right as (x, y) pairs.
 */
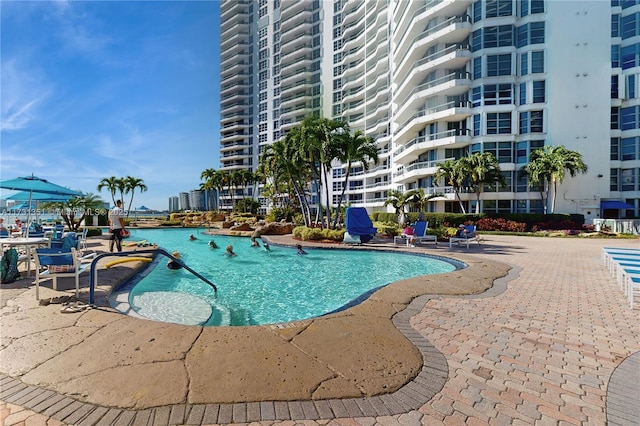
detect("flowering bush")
(476, 217), (527, 232)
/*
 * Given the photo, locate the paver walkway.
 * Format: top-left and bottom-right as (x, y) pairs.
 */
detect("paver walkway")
(1, 234), (639, 425)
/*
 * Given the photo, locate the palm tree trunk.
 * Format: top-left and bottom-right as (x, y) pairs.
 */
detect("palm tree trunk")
(332, 166), (351, 229)
(455, 190), (467, 214)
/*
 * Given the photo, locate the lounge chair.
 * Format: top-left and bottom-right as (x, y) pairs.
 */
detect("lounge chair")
(449, 225), (480, 249)
(32, 247), (93, 300)
(343, 207), (376, 244)
(394, 221), (437, 246)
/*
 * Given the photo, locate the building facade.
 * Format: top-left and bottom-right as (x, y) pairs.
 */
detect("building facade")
(219, 0), (640, 220)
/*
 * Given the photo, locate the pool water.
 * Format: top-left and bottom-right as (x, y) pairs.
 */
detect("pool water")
(115, 228), (458, 326)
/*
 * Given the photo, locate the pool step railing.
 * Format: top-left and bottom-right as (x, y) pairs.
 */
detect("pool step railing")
(89, 248), (218, 305)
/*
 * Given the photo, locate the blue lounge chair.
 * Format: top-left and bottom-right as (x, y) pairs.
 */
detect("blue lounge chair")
(343, 207), (376, 244)
(449, 225), (480, 249)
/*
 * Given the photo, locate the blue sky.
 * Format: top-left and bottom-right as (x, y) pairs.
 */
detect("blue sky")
(1, 1), (220, 211)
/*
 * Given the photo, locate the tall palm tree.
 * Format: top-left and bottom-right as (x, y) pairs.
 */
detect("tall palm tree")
(434, 160), (467, 213)
(96, 176), (120, 206)
(200, 168), (218, 211)
(123, 176), (147, 217)
(462, 152), (505, 214)
(333, 129), (379, 228)
(522, 145), (588, 213)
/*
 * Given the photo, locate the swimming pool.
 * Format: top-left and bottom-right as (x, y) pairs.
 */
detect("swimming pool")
(110, 228), (460, 326)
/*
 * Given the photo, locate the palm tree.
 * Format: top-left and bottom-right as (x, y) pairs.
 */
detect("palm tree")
(383, 190), (415, 227)
(123, 176), (147, 217)
(97, 176), (120, 206)
(200, 168), (218, 211)
(333, 129), (379, 228)
(521, 145), (588, 213)
(434, 160), (467, 213)
(461, 152), (505, 214)
(44, 193), (104, 232)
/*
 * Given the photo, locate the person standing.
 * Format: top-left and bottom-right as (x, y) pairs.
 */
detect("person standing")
(108, 200), (126, 252)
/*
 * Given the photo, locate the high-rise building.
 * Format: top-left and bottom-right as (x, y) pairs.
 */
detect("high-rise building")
(219, 0), (640, 220)
(168, 196), (179, 212)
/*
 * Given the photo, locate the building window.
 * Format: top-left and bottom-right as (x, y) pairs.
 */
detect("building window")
(621, 105), (640, 130)
(520, 52), (529, 75)
(519, 82), (527, 105)
(622, 43), (640, 69)
(627, 74), (637, 98)
(612, 45), (621, 67)
(621, 168), (636, 191)
(611, 107), (620, 129)
(486, 0), (512, 18)
(621, 137), (638, 160)
(473, 0), (482, 22)
(473, 114), (481, 136)
(612, 14), (621, 37)
(532, 81), (545, 103)
(621, 12), (639, 39)
(612, 75), (620, 98)
(473, 57), (482, 79)
(611, 137), (620, 160)
(610, 169), (619, 191)
(487, 54), (512, 76)
(484, 84), (513, 105)
(531, 50), (545, 73)
(487, 112), (512, 134)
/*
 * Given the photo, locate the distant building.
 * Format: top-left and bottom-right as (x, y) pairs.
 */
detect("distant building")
(168, 196), (179, 212)
(179, 192), (190, 211)
(189, 190), (205, 211)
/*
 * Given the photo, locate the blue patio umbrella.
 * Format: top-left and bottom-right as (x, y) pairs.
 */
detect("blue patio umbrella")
(0, 174), (82, 236)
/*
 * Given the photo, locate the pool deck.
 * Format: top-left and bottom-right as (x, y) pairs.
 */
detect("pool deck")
(1, 233), (639, 425)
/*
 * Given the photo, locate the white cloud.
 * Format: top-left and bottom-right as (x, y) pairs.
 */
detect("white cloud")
(0, 59), (51, 132)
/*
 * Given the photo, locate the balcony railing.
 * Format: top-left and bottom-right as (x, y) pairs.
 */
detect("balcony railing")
(397, 100), (470, 131)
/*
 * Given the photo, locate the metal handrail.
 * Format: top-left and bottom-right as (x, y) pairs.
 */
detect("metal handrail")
(89, 248), (217, 305)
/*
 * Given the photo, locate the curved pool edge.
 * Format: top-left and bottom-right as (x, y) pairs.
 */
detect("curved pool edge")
(0, 235), (515, 414)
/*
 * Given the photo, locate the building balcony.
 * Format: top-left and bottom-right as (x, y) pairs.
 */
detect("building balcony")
(280, 2), (313, 22)
(220, 151), (250, 161)
(395, 44), (471, 94)
(342, 0), (365, 27)
(395, 14), (471, 62)
(221, 20), (249, 39)
(281, 22), (314, 46)
(394, 129), (470, 162)
(221, 120), (249, 132)
(395, 99), (471, 141)
(280, 47), (313, 65)
(220, 131), (249, 144)
(221, 0), (249, 15)
(220, 81), (249, 97)
(221, 31), (251, 50)
(394, 0), (471, 43)
(280, 67), (314, 86)
(395, 72), (471, 125)
(220, 111), (250, 125)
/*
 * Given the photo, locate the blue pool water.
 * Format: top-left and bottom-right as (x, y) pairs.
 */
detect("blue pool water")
(113, 228), (459, 326)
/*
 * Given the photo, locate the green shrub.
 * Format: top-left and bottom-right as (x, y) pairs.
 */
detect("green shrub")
(373, 222), (399, 237)
(85, 227), (102, 237)
(292, 226), (344, 241)
(159, 220), (182, 227)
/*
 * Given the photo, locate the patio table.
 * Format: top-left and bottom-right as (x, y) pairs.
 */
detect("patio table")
(0, 237), (50, 277)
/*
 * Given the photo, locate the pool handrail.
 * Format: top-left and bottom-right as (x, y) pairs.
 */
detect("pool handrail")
(89, 248), (218, 305)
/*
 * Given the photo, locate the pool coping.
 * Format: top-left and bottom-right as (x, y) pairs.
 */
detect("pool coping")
(0, 234), (512, 421)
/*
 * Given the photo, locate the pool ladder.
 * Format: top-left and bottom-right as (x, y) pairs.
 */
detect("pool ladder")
(88, 248), (217, 305)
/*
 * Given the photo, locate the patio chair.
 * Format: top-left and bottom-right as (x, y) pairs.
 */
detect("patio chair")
(78, 228), (89, 251)
(394, 221), (437, 246)
(449, 225), (480, 249)
(32, 247), (93, 300)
